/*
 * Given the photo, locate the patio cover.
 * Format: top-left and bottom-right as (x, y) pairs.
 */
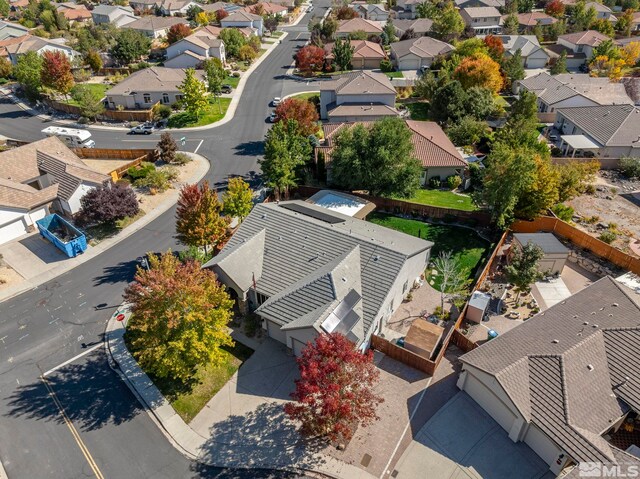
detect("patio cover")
(560, 134), (600, 149)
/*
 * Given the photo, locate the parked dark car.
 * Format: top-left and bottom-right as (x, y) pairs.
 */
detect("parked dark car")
(221, 84), (232, 94)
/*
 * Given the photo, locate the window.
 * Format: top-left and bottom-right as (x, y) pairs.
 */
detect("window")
(143, 94), (151, 103)
(256, 292), (269, 305)
(402, 281), (408, 293)
(162, 93), (170, 104)
(175, 94), (183, 102)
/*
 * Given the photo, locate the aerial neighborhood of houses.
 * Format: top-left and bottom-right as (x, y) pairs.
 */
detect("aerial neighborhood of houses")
(3, 0), (640, 477)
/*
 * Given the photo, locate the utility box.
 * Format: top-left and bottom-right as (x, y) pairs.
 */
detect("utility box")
(36, 214), (87, 258)
(467, 291), (492, 324)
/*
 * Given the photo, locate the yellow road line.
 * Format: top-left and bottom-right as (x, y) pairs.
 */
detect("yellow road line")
(40, 375), (105, 479)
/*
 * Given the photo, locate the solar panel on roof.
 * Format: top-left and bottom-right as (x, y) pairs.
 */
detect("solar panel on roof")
(279, 202), (345, 224)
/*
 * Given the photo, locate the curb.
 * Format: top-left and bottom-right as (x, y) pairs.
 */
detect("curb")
(0, 152), (209, 303)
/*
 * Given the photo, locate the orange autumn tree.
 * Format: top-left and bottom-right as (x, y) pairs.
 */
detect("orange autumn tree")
(483, 35), (504, 62)
(453, 52), (503, 93)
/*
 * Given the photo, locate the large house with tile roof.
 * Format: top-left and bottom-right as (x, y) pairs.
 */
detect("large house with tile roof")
(123, 16), (189, 38)
(496, 35), (550, 68)
(220, 10), (263, 36)
(335, 17), (384, 38)
(0, 34), (79, 65)
(390, 36), (454, 71)
(555, 30), (615, 66)
(460, 6), (502, 34)
(391, 18), (433, 37)
(315, 120), (468, 184)
(0, 138), (109, 245)
(203, 200), (433, 355)
(324, 40), (385, 70)
(458, 277), (640, 477)
(165, 26), (226, 68)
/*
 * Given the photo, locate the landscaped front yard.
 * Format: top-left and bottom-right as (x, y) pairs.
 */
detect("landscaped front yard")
(64, 83), (108, 106)
(397, 189), (479, 212)
(367, 213), (491, 289)
(384, 71), (403, 78)
(167, 97), (232, 128)
(289, 92), (319, 102)
(150, 342), (254, 423)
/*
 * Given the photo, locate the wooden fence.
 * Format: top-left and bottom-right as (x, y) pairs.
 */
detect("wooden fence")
(511, 216), (640, 275)
(293, 185), (492, 225)
(551, 157), (621, 170)
(43, 98), (155, 123)
(73, 148), (153, 160)
(450, 329), (478, 352)
(370, 335), (437, 375)
(98, 67), (132, 76)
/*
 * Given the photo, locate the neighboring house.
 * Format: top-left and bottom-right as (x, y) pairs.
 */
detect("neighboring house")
(91, 5), (138, 26)
(460, 7), (502, 34)
(455, 0), (504, 8)
(267, 0), (296, 11)
(123, 16), (189, 38)
(511, 11), (557, 31)
(554, 104), (640, 157)
(335, 18), (384, 38)
(390, 36), (454, 71)
(585, 1), (617, 22)
(56, 3), (93, 22)
(0, 137), (110, 244)
(0, 35), (80, 65)
(458, 277), (640, 476)
(516, 72), (632, 121)
(319, 70), (398, 121)
(243, 2), (289, 18)
(105, 67), (206, 109)
(497, 35), (549, 68)
(165, 27), (226, 67)
(391, 18), (433, 37)
(203, 200), (433, 355)
(129, 0), (161, 11)
(350, 1), (389, 21)
(631, 11), (640, 31)
(324, 40), (385, 70)
(316, 120), (467, 184)
(0, 20), (29, 41)
(197, 1), (242, 13)
(159, 0), (199, 15)
(557, 30), (614, 61)
(9, 0), (29, 12)
(393, 0), (425, 19)
(220, 11), (263, 36)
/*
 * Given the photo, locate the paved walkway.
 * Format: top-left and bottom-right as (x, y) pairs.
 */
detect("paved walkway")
(106, 309), (376, 478)
(0, 152), (209, 303)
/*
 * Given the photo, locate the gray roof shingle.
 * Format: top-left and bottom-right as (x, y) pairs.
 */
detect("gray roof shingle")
(556, 104), (640, 147)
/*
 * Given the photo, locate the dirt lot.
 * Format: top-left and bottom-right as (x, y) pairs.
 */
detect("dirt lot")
(566, 171), (640, 256)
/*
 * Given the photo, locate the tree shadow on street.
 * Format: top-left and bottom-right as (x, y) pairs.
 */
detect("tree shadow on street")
(92, 259), (138, 286)
(190, 464), (306, 479)
(4, 350), (141, 432)
(233, 141), (265, 157)
(197, 402), (327, 472)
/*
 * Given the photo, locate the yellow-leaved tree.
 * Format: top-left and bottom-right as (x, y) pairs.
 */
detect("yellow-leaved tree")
(453, 52), (503, 93)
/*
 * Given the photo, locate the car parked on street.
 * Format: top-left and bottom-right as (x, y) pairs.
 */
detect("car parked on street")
(221, 84), (232, 94)
(269, 111), (277, 123)
(272, 97), (281, 106)
(129, 123), (155, 135)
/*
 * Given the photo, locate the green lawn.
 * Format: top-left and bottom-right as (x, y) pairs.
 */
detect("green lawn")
(145, 342), (254, 423)
(367, 213), (490, 289)
(271, 31), (285, 38)
(65, 83), (108, 106)
(167, 98), (231, 128)
(405, 101), (429, 120)
(384, 71), (404, 78)
(289, 91), (319, 102)
(225, 75), (240, 89)
(84, 210), (145, 246)
(398, 189), (479, 212)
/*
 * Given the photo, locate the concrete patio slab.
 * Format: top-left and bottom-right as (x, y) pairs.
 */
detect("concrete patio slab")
(393, 392), (553, 479)
(533, 277), (572, 309)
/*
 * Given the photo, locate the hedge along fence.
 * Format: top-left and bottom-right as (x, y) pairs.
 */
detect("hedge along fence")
(511, 216), (640, 275)
(293, 185), (492, 226)
(42, 98), (156, 123)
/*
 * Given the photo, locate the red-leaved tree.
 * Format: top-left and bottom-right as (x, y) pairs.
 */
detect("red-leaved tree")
(545, 0), (565, 17)
(41, 51), (75, 96)
(274, 98), (319, 136)
(284, 333), (383, 442)
(215, 8), (229, 22)
(334, 5), (358, 20)
(167, 23), (192, 44)
(76, 183), (139, 226)
(483, 35), (504, 62)
(295, 45), (325, 76)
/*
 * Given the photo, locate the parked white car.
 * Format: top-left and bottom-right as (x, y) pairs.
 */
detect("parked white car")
(272, 97), (281, 107)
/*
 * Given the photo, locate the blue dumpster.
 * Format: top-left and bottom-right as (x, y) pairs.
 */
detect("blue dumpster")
(36, 214), (87, 258)
(487, 329), (499, 341)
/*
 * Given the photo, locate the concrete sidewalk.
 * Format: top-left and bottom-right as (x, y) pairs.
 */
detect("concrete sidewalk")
(106, 309), (376, 479)
(0, 152), (209, 303)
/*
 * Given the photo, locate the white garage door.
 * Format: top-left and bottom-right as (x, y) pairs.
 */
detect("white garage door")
(267, 320), (287, 344)
(0, 218), (27, 245)
(463, 373), (517, 433)
(399, 58), (420, 71)
(292, 338), (306, 357)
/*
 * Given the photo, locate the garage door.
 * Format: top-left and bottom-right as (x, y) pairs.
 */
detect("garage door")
(463, 373), (517, 433)
(292, 338), (307, 357)
(400, 59), (420, 71)
(266, 320), (287, 344)
(0, 218), (27, 245)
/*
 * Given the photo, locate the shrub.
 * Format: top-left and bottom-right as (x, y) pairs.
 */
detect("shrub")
(76, 183), (139, 226)
(153, 104), (172, 120)
(446, 175), (462, 190)
(127, 162), (156, 181)
(232, 71), (240, 77)
(161, 165), (179, 181)
(598, 230), (617, 244)
(73, 69), (91, 82)
(620, 157), (640, 178)
(178, 245), (213, 264)
(173, 152), (192, 165)
(379, 59), (393, 72)
(584, 183), (596, 195)
(585, 215), (599, 224)
(551, 203), (574, 222)
(429, 176), (441, 188)
(135, 169), (173, 193)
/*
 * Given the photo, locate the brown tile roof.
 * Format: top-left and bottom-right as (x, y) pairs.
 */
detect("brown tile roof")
(324, 40), (385, 61)
(336, 17), (383, 34)
(56, 3), (92, 20)
(124, 16), (188, 32)
(460, 277), (640, 465)
(0, 136), (80, 183)
(515, 11), (557, 26)
(390, 36), (454, 60)
(327, 104), (398, 118)
(36, 151), (109, 201)
(0, 177), (58, 210)
(243, 2), (288, 15)
(321, 70), (396, 95)
(106, 67), (206, 95)
(559, 30), (613, 47)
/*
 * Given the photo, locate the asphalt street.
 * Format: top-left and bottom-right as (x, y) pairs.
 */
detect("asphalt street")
(0, 5), (329, 478)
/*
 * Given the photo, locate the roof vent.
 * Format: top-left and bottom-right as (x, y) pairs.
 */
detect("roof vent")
(612, 303), (619, 307)
(593, 324), (599, 328)
(262, 213), (267, 219)
(373, 255), (380, 262)
(341, 277), (347, 282)
(609, 313), (613, 317)
(552, 339), (559, 344)
(591, 311), (596, 315)
(573, 314), (579, 318)
(587, 364), (594, 371)
(583, 321), (589, 325)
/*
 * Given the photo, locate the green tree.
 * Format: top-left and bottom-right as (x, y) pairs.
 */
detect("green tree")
(203, 57), (226, 113)
(332, 37), (354, 71)
(446, 116), (490, 147)
(505, 242), (544, 302)
(110, 29), (151, 65)
(432, 2), (465, 40)
(261, 119), (312, 200)
(219, 28), (247, 58)
(550, 50), (568, 74)
(382, 19), (397, 45)
(0, 56), (12, 79)
(322, 16), (338, 40)
(591, 18), (615, 37)
(223, 177), (253, 221)
(178, 68), (208, 119)
(517, 0), (534, 13)
(502, 13), (520, 34)
(556, 159), (600, 201)
(430, 80), (468, 124)
(466, 86), (496, 120)
(158, 132), (177, 163)
(71, 85), (105, 119)
(417, 0), (437, 18)
(498, 91), (539, 146)
(0, 0), (9, 17)
(571, 0), (597, 31)
(15, 51), (43, 100)
(123, 252), (234, 382)
(329, 118), (422, 198)
(433, 251), (470, 311)
(502, 49), (525, 88)
(414, 70), (440, 100)
(238, 44), (258, 63)
(591, 38), (619, 61)
(84, 50), (103, 73)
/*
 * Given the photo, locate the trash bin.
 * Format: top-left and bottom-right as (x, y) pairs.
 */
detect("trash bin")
(487, 329), (498, 341)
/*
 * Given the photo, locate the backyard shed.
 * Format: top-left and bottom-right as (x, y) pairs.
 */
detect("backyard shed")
(403, 319), (444, 360)
(513, 233), (569, 275)
(466, 291), (492, 324)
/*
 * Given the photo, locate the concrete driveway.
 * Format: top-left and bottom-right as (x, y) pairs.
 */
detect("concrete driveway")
(393, 392), (553, 479)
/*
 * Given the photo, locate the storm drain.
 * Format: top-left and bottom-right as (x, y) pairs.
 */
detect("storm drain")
(361, 453), (372, 468)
